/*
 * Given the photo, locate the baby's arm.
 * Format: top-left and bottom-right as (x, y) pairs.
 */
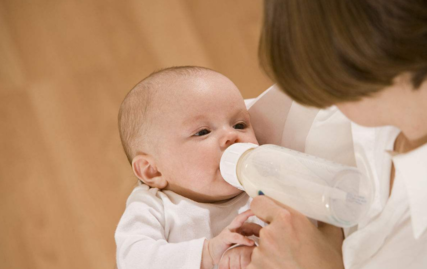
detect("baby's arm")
(218, 245), (255, 269)
(201, 210), (259, 269)
(115, 187), (206, 269)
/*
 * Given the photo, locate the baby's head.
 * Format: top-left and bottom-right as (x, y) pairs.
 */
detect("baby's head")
(118, 66), (258, 202)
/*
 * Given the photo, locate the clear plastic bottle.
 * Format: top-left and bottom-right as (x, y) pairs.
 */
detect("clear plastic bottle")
(220, 143), (373, 228)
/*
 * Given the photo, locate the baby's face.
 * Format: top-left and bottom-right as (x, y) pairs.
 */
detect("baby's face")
(149, 72), (258, 202)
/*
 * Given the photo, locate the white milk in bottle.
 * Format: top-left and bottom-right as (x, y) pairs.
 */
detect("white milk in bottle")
(220, 143), (373, 227)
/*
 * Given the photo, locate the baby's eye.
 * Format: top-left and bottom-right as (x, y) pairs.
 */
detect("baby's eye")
(233, 123), (247, 130)
(194, 129), (211, 136)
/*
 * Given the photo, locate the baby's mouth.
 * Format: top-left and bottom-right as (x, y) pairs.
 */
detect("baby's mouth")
(217, 168), (225, 181)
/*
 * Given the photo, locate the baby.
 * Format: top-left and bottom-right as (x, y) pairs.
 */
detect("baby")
(115, 66), (262, 269)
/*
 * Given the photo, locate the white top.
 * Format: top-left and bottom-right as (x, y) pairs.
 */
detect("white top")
(246, 86), (427, 268)
(115, 184), (260, 269)
(343, 124), (427, 269)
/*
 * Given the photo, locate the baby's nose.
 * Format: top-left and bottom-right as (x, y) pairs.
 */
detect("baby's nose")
(221, 129), (239, 149)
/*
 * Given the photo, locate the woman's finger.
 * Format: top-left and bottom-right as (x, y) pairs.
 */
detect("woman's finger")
(247, 247), (266, 269)
(226, 233), (255, 246)
(250, 196), (291, 224)
(240, 247), (253, 268)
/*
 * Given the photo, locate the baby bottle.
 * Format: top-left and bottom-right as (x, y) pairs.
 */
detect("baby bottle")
(220, 143), (373, 228)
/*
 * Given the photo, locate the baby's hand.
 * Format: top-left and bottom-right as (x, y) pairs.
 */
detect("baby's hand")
(218, 245), (255, 269)
(201, 210), (260, 269)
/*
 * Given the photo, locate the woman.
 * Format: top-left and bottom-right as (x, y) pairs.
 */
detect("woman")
(248, 0), (427, 268)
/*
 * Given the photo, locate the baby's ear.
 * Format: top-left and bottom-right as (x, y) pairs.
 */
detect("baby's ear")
(132, 154), (167, 189)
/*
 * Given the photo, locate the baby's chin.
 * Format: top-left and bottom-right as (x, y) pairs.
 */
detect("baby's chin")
(221, 185), (244, 199)
(207, 184), (243, 203)
(209, 190), (244, 204)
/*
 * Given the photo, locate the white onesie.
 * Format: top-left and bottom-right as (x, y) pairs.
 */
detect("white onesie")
(115, 184), (261, 269)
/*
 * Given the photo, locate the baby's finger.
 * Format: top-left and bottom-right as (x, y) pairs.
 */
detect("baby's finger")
(229, 254), (241, 269)
(228, 209), (254, 230)
(218, 256), (230, 269)
(226, 233), (255, 246)
(236, 223), (262, 237)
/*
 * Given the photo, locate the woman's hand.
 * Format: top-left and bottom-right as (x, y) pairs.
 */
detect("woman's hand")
(247, 196), (344, 269)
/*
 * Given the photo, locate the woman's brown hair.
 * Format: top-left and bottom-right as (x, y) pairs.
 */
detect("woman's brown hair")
(260, 0), (427, 108)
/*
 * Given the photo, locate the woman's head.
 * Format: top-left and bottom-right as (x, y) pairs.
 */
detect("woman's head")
(259, 0), (427, 108)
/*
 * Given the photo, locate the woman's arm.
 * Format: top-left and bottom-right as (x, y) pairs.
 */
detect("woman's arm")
(247, 196), (344, 269)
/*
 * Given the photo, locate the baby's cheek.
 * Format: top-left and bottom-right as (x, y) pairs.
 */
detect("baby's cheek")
(246, 133), (259, 145)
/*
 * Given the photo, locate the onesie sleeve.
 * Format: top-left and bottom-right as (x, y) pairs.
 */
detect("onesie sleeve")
(115, 185), (205, 269)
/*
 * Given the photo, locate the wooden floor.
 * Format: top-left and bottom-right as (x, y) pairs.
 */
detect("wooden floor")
(0, 1), (271, 268)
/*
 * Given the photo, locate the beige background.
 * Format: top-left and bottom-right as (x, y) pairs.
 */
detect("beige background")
(0, 1), (272, 268)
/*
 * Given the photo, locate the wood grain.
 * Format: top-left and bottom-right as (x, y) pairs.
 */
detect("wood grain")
(0, 1), (272, 268)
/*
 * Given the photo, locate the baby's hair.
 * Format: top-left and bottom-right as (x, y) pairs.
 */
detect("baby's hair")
(118, 66), (214, 164)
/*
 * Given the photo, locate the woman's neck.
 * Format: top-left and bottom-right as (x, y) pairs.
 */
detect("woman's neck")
(393, 79), (427, 153)
(397, 132), (427, 154)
